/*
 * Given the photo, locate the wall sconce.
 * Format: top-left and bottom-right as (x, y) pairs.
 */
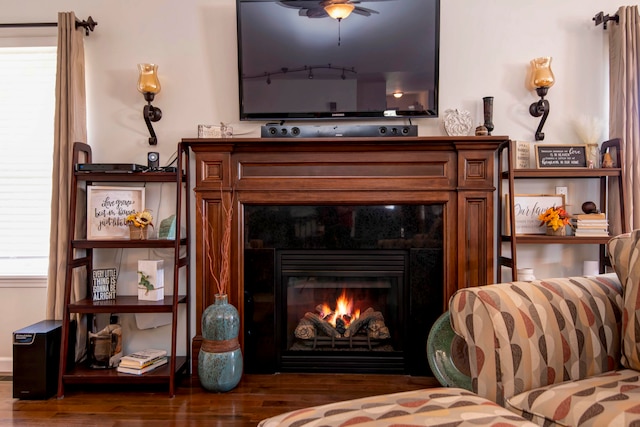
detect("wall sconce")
(324, 2), (355, 20)
(529, 57), (555, 141)
(137, 63), (162, 145)
(393, 91), (404, 99)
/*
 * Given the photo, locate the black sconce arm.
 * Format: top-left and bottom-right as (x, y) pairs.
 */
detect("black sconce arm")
(142, 92), (162, 145)
(529, 87), (550, 141)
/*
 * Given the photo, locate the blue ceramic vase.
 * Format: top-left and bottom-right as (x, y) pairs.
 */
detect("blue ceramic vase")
(198, 294), (243, 392)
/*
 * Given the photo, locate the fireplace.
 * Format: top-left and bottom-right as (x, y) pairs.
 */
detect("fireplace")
(184, 136), (505, 378)
(243, 204), (443, 374)
(278, 250), (406, 372)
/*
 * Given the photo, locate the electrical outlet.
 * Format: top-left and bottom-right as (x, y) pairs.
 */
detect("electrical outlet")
(556, 186), (568, 203)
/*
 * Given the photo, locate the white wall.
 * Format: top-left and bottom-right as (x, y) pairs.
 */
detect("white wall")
(0, 0), (625, 370)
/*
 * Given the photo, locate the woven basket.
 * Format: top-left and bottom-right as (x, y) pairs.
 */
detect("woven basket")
(129, 225), (148, 240)
(545, 225), (566, 236)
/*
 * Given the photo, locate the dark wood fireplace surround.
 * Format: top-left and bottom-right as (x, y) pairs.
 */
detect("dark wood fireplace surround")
(182, 136), (508, 375)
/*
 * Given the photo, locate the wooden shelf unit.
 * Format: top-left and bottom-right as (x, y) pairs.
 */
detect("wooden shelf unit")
(498, 138), (627, 281)
(57, 142), (191, 398)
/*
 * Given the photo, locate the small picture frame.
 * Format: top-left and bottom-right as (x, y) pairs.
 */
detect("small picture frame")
(510, 194), (566, 235)
(535, 144), (587, 168)
(92, 268), (117, 301)
(87, 186), (145, 240)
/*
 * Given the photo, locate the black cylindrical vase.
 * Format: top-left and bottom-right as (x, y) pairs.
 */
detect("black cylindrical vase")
(483, 97), (494, 135)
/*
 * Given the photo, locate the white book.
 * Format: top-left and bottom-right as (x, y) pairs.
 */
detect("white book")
(119, 349), (167, 368)
(117, 357), (167, 375)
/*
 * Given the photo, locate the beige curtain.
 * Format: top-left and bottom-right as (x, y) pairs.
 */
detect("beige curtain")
(46, 12), (88, 357)
(609, 5), (640, 233)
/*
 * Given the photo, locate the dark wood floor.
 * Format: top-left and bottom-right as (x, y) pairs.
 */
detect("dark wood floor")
(2, 374), (440, 426)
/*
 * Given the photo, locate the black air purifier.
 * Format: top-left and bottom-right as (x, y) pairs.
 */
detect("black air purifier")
(13, 320), (62, 399)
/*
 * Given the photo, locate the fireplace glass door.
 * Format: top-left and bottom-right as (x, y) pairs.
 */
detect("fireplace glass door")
(277, 250), (406, 372)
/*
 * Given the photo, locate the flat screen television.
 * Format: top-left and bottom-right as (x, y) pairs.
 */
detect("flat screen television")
(236, 0), (440, 121)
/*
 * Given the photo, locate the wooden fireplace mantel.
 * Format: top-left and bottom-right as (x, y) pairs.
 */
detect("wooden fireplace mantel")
(182, 136), (509, 353)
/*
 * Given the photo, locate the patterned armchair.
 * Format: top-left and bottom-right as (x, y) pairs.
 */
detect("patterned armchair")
(440, 263), (640, 426)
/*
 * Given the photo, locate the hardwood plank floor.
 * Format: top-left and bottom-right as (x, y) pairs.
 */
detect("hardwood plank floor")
(2, 374), (440, 426)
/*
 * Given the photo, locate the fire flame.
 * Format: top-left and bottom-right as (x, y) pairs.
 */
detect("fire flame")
(320, 290), (360, 328)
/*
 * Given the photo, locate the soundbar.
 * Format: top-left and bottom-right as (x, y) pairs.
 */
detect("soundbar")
(261, 124), (418, 138)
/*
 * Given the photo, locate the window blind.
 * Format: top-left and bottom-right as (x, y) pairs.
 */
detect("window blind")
(0, 46), (56, 276)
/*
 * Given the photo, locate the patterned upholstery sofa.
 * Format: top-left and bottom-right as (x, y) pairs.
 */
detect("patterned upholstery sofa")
(258, 387), (536, 426)
(443, 230), (640, 426)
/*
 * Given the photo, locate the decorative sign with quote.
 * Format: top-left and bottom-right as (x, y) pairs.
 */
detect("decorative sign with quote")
(92, 268), (117, 301)
(87, 186), (145, 239)
(535, 144), (587, 168)
(510, 194), (566, 235)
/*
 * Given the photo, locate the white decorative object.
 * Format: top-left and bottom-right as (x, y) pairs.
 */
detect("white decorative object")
(517, 268), (536, 282)
(138, 260), (164, 301)
(443, 109), (473, 136)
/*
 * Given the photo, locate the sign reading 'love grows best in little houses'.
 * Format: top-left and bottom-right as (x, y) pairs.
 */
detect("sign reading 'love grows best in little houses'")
(87, 186), (145, 239)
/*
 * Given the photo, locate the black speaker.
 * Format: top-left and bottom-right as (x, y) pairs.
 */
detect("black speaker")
(147, 152), (159, 169)
(13, 320), (62, 399)
(260, 124), (418, 138)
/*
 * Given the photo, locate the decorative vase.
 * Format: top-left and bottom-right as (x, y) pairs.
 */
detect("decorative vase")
(129, 225), (147, 240)
(546, 225), (566, 236)
(198, 294), (243, 392)
(483, 96), (494, 135)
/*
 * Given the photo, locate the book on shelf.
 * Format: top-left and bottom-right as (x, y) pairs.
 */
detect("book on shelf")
(574, 229), (610, 237)
(573, 213), (606, 220)
(118, 348), (167, 369)
(117, 356), (167, 375)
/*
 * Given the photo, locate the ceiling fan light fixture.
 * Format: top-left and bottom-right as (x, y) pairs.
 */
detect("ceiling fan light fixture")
(324, 3), (355, 20)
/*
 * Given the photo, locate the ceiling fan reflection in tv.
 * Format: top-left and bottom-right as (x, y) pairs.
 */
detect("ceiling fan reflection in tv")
(278, 0), (390, 19)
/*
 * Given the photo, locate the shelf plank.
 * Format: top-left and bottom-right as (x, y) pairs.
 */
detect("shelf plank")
(69, 295), (187, 313)
(72, 238), (187, 249)
(62, 356), (188, 385)
(502, 168), (622, 179)
(75, 171), (186, 183)
(501, 235), (611, 244)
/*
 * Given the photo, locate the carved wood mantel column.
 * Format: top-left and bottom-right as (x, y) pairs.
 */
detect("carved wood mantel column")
(182, 136), (509, 366)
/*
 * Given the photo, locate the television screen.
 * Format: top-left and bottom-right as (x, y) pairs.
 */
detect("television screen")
(236, 0), (440, 121)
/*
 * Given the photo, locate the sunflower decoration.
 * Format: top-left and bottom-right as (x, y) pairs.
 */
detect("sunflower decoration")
(538, 206), (572, 231)
(125, 209), (154, 229)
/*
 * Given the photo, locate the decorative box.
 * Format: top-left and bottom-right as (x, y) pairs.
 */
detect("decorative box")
(137, 260), (164, 301)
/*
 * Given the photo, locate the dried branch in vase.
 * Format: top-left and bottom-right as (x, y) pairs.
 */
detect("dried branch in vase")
(198, 187), (234, 296)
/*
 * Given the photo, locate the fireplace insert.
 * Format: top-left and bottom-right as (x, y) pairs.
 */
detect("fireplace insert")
(243, 205), (443, 375)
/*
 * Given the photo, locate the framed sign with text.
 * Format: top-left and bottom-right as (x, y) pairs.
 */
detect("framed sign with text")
(87, 186), (145, 239)
(535, 144), (587, 168)
(511, 194), (566, 235)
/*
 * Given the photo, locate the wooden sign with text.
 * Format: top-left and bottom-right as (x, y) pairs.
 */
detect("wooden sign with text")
(535, 145), (587, 168)
(92, 268), (117, 301)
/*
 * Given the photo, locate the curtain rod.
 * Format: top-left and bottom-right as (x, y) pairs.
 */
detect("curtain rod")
(0, 16), (97, 36)
(593, 11), (619, 30)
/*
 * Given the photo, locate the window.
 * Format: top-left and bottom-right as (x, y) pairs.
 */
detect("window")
(0, 45), (56, 278)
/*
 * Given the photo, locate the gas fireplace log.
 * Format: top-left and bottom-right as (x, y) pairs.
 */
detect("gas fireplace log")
(368, 319), (390, 339)
(303, 312), (341, 337)
(294, 318), (316, 339)
(343, 307), (383, 337)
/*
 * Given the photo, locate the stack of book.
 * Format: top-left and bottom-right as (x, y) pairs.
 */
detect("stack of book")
(573, 213), (609, 237)
(117, 348), (167, 375)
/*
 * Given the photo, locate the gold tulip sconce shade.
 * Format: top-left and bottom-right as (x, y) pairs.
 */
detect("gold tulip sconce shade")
(529, 57), (554, 141)
(137, 63), (162, 145)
